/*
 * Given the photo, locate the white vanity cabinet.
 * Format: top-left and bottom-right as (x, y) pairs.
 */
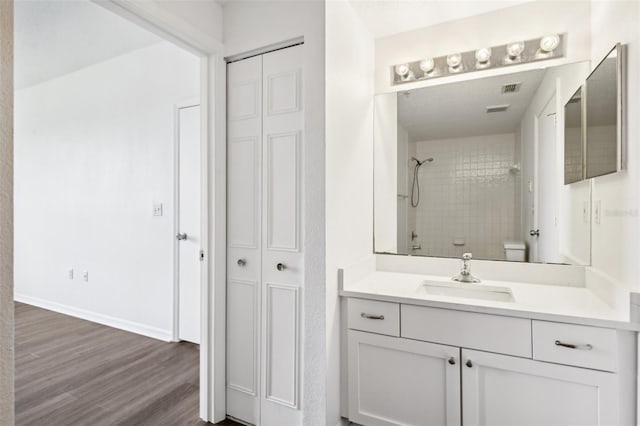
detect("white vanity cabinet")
(347, 298), (633, 426)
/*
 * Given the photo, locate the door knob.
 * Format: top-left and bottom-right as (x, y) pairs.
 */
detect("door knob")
(448, 357), (456, 365)
(466, 360), (473, 368)
(176, 233), (187, 241)
(276, 263), (286, 271)
(237, 259), (246, 267)
(529, 229), (540, 237)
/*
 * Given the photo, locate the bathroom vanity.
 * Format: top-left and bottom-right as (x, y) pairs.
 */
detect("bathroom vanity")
(340, 258), (638, 426)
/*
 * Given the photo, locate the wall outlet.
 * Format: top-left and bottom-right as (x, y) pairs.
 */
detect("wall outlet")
(153, 202), (163, 217)
(83, 271), (89, 282)
(68, 268), (74, 280)
(594, 200), (602, 225)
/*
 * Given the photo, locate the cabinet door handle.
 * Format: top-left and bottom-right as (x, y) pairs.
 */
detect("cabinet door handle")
(448, 357), (456, 365)
(276, 263), (286, 271)
(237, 258), (246, 267)
(360, 313), (384, 320)
(465, 360), (473, 368)
(555, 340), (593, 350)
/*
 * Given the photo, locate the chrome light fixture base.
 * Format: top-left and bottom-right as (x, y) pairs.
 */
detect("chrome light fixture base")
(391, 34), (565, 86)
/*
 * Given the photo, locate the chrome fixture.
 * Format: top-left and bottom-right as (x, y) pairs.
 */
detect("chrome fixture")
(504, 41), (525, 63)
(391, 34), (565, 85)
(537, 34), (561, 59)
(447, 53), (463, 73)
(394, 63), (415, 82)
(410, 157), (434, 207)
(554, 340), (593, 350)
(475, 47), (491, 69)
(452, 253), (481, 283)
(419, 58), (436, 75)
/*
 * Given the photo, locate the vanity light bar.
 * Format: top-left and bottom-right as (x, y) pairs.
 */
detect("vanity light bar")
(391, 34), (566, 85)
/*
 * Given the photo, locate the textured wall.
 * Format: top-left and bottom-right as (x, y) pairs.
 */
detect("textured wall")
(0, 1), (14, 424)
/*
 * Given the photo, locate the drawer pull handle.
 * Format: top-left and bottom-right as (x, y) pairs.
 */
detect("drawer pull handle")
(555, 340), (593, 350)
(448, 357), (456, 365)
(360, 313), (384, 320)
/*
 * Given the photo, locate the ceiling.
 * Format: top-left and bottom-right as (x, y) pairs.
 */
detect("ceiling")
(15, 0), (162, 90)
(348, 0), (532, 39)
(397, 69), (546, 141)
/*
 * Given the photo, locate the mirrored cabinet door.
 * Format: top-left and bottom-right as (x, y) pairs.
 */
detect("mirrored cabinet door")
(585, 44), (625, 179)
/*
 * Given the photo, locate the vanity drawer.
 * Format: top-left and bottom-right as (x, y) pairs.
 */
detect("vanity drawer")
(402, 305), (532, 357)
(347, 298), (400, 337)
(532, 321), (618, 372)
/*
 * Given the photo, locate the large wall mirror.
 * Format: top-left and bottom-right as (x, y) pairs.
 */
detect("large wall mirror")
(374, 61), (592, 265)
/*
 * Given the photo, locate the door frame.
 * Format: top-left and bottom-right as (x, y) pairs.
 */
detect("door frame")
(94, 1), (227, 422)
(173, 99), (201, 342)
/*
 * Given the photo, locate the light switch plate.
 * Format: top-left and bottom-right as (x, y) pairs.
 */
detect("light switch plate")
(153, 202), (163, 217)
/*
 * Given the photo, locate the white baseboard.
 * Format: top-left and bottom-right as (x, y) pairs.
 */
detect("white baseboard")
(15, 293), (173, 342)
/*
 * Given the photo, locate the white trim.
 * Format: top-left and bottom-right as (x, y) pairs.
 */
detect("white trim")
(15, 294), (173, 342)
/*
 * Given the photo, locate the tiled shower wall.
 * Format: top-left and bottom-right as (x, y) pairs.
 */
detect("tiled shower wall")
(407, 133), (521, 260)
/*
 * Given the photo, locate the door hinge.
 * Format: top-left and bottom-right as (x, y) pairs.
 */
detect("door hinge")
(199, 250), (205, 261)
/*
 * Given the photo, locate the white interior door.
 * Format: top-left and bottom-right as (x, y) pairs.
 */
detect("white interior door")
(226, 54), (263, 425)
(535, 95), (561, 263)
(177, 104), (201, 344)
(260, 44), (303, 426)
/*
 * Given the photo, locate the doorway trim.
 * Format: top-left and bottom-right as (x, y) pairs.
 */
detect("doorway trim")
(173, 99), (201, 342)
(94, 1), (227, 422)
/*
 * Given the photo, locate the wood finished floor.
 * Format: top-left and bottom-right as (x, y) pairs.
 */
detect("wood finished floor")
(15, 302), (240, 426)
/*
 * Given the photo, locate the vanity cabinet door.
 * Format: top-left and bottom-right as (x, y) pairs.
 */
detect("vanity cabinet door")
(461, 349), (618, 426)
(348, 330), (461, 426)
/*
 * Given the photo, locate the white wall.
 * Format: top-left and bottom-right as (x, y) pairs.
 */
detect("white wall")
(222, 2), (327, 424)
(589, 0), (640, 290)
(374, 1), (591, 94)
(14, 41), (200, 339)
(0, 0), (14, 423)
(411, 133), (519, 260)
(326, 1), (374, 423)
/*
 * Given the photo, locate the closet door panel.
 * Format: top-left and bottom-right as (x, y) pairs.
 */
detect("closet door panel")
(226, 54), (262, 425)
(261, 45), (304, 426)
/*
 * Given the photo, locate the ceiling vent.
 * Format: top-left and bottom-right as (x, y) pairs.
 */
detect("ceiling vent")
(486, 104), (510, 113)
(501, 82), (522, 94)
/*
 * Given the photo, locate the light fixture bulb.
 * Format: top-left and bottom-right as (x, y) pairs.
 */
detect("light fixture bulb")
(394, 63), (410, 77)
(506, 41), (525, 59)
(419, 58), (435, 73)
(475, 47), (491, 64)
(447, 53), (462, 68)
(539, 34), (560, 53)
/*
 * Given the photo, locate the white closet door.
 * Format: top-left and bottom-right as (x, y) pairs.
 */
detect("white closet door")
(226, 55), (262, 425)
(261, 45), (304, 426)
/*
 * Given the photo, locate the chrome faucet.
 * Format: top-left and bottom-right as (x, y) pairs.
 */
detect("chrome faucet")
(453, 253), (480, 283)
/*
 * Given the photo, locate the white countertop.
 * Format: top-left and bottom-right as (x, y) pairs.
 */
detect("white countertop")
(340, 271), (639, 330)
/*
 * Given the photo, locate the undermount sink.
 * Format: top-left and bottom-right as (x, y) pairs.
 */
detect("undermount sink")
(417, 280), (515, 303)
